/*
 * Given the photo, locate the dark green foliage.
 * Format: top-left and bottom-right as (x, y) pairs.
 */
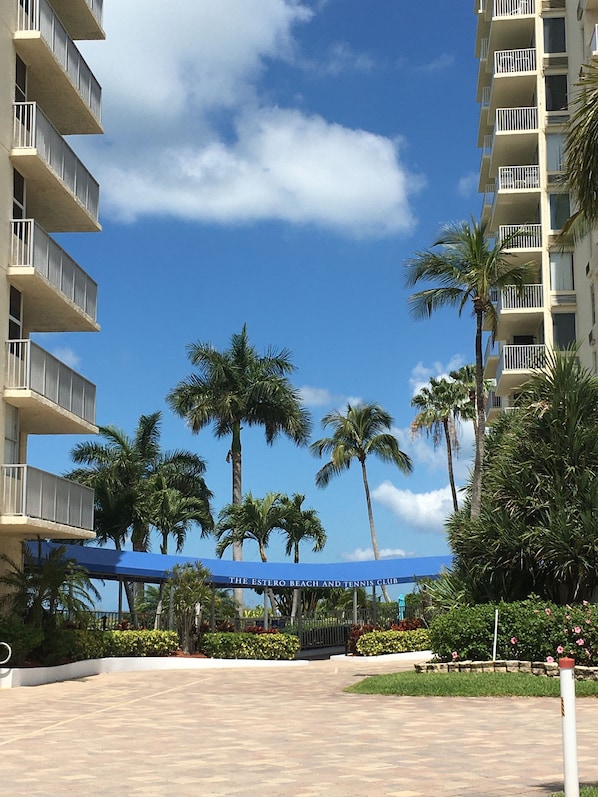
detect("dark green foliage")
(0, 615), (44, 666)
(356, 628), (430, 656)
(200, 631), (300, 660)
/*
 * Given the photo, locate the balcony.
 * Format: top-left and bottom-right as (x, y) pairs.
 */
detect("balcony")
(486, 389), (503, 421)
(15, 0), (102, 134)
(11, 102), (100, 232)
(492, 284), (544, 338)
(10, 220), (98, 333)
(498, 224), (542, 249)
(489, 49), (537, 112)
(0, 465), (94, 539)
(491, 165), (541, 227)
(4, 339), (97, 434)
(489, 107), (538, 165)
(494, 0), (535, 16)
(481, 183), (495, 223)
(484, 338), (501, 379)
(43, 0), (104, 40)
(495, 343), (546, 394)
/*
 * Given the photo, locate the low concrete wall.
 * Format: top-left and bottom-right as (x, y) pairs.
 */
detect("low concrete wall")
(0, 656), (309, 689)
(415, 659), (598, 680)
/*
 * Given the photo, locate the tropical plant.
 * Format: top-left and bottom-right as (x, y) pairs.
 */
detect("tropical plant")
(0, 544), (100, 630)
(215, 492), (285, 563)
(167, 325), (311, 609)
(405, 218), (536, 518)
(447, 349), (598, 604)
(278, 493), (326, 619)
(166, 562), (212, 654)
(311, 402), (412, 602)
(411, 377), (468, 512)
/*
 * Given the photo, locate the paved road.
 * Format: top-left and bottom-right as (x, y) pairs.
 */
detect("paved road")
(1, 655), (597, 796)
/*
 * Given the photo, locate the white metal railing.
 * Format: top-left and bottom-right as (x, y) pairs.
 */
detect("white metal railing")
(496, 106), (538, 132)
(483, 183), (495, 204)
(494, 48), (536, 74)
(17, 0), (101, 123)
(0, 464), (94, 530)
(486, 390), (502, 417)
(85, 0), (103, 27)
(13, 102), (99, 222)
(499, 344), (546, 373)
(481, 86), (490, 107)
(480, 38), (489, 60)
(499, 224), (542, 248)
(497, 284), (543, 311)
(6, 339), (96, 424)
(494, 0), (534, 16)
(10, 219), (98, 322)
(590, 24), (598, 54)
(482, 134), (493, 157)
(498, 165), (540, 190)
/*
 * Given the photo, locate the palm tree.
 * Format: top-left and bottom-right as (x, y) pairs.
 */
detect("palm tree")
(310, 402), (412, 602)
(405, 218), (536, 519)
(278, 493), (326, 619)
(563, 61), (598, 234)
(411, 377), (467, 513)
(167, 325), (311, 581)
(215, 492), (284, 563)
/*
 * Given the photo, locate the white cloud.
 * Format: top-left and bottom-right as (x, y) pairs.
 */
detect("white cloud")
(51, 347), (81, 369)
(409, 355), (466, 397)
(415, 54), (455, 74)
(343, 547), (407, 562)
(304, 41), (376, 76)
(78, 1), (423, 237)
(299, 386), (337, 406)
(373, 481), (458, 533)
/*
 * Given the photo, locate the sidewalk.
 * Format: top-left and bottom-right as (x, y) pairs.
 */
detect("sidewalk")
(0, 654), (596, 796)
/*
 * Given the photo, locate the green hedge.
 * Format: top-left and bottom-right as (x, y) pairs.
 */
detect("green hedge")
(0, 617), (44, 666)
(201, 632), (300, 660)
(103, 630), (179, 658)
(356, 628), (431, 657)
(429, 599), (598, 664)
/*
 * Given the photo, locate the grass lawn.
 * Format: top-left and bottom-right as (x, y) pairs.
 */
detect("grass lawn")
(345, 670), (598, 698)
(552, 789), (598, 797)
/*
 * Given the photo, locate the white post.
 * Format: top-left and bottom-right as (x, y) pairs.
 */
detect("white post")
(263, 590), (269, 630)
(559, 657), (580, 797)
(492, 608), (499, 661)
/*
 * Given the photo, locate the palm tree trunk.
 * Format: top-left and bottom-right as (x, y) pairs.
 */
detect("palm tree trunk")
(230, 420), (244, 616)
(443, 418), (459, 512)
(360, 459), (391, 603)
(470, 306), (486, 519)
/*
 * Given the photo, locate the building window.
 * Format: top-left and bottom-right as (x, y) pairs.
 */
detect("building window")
(547, 134), (565, 172)
(549, 193), (570, 230)
(550, 251), (574, 290)
(546, 74), (568, 111)
(15, 55), (26, 103)
(553, 313), (576, 349)
(592, 283), (596, 326)
(9, 286), (22, 342)
(13, 170), (25, 219)
(544, 18), (566, 53)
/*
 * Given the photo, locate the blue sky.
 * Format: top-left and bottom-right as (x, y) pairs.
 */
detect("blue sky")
(29, 1), (481, 594)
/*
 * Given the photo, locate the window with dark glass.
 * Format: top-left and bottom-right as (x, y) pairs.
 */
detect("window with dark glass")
(549, 193), (570, 229)
(546, 74), (568, 111)
(553, 313), (576, 349)
(544, 18), (566, 53)
(13, 170), (25, 219)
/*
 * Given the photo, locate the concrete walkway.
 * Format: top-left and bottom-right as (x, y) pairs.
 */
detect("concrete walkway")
(1, 654), (597, 796)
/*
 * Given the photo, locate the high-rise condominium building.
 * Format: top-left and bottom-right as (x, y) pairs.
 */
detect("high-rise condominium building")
(476, 0), (598, 417)
(0, 0), (104, 569)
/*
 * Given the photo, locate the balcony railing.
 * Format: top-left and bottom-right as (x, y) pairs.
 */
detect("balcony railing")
(0, 464), (93, 530)
(497, 165), (540, 190)
(496, 284), (543, 311)
(485, 338), (501, 363)
(486, 390), (502, 418)
(499, 344), (546, 374)
(10, 219), (98, 323)
(494, 0), (534, 15)
(481, 86), (490, 107)
(17, 0), (101, 123)
(6, 339), (96, 424)
(494, 48), (536, 74)
(13, 102), (99, 222)
(498, 224), (542, 248)
(496, 107), (538, 133)
(482, 134), (493, 157)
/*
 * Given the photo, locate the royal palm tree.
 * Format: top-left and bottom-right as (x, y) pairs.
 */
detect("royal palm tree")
(278, 493), (326, 619)
(167, 325), (311, 585)
(311, 402), (412, 602)
(405, 218), (536, 518)
(411, 377), (467, 513)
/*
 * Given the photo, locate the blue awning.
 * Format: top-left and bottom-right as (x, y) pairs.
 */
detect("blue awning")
(35, 542), (452, 588)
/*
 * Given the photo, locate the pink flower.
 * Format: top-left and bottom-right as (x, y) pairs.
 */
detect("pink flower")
(576, 638), (585, 646)
(545, 608), (551, 615)
(557, 646), (564, 654)
(546, 656), (554, 663)
(452, 651), (458, 660)
(566, 615), (571, 620)
(583, 601), (589, 606)
(510, 637), (518, 645)
(586, 619), (591, 624)
(574, 627), (581, 634)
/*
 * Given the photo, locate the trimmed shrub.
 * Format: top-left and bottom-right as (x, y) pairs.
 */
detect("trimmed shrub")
(0, 616), (44, 666)
(428, 599), (578, 663)
(201, 631), (300, 660)
(104, 630), (179, 658)
(356, 628), (431, 657)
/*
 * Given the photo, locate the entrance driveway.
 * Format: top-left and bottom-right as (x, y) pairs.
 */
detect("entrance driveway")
(0, 655), (597, 796)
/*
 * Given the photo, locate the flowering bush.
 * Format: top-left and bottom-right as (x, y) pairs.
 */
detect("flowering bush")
(200, 632), (300, 660)
(346, 620), (425, 655)
(428, 599), (598, 664)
